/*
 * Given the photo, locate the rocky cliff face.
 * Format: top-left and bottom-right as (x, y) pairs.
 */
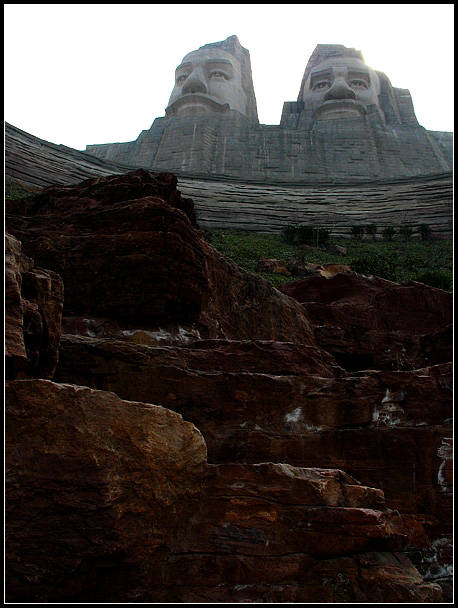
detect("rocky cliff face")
(5, 170), (452, 602)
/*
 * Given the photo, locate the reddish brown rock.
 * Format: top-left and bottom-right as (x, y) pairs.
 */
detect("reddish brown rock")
(148, 464), (442, 603)
(257, 257), (291, 275)
(279, 272), (453, 370)
(5, 232), (64, 379)
(6, 170), (315, 344)
(155, 552), (441, 603)
(54, 330), (452, 597)
(6, 196), (208, 325)
(54, 333), (451, 530)
(319, 262), (352, 278)
(5, 381), (441, 603)
(5, 233), (32, 369)
(5, 379), (207, 602)
(198, 242), (315, 342)
(285, 260), (352, 279)
(6, 168), (197, 226)
(5, 169), (452, 600)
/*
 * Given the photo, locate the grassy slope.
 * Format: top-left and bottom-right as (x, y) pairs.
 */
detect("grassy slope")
(203, 228), (453, 291)
(6, 184), (452, 292)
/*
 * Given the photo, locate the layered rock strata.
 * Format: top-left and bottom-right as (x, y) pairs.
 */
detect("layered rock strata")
(5, 122), (453, 238)
(5, 379), (443, 603)
(5, 232), (64, 379)
(279, 272), (453, 371)
(5, 169), (452, 602)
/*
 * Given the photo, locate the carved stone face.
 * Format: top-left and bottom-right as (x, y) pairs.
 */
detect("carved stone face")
(302, 56), (382, 120)
(166, 47), (248, 117)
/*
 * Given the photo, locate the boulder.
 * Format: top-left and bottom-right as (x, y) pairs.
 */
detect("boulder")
(5, 381), (442, 602)
(54, 334), (452, 518)
(5, 379), (207, 602)
(6, 170), (315, 344)
(160, 463), (441, 603)
(279, 272), (453, 371)
(5, 232), (64, 379)
(257, 257), (291, 275)
(6, 168), (198, 226)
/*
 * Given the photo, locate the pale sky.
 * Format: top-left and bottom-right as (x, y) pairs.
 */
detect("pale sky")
(4, 4), (454, 151)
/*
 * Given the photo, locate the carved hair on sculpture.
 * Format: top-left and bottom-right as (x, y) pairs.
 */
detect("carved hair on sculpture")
(166, 35), (259, 122)
(298, 45), (385, 122)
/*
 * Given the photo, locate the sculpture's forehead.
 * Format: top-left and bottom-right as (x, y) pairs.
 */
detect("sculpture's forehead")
(180, 48), (240, 67)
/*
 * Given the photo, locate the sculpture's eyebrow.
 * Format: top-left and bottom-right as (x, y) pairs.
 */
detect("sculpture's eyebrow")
(204, 59), (233, 67)
(311, 68), (333, 80)
(348, 69), (370, 82)
(205, 59), (235, 78)
(176, 62), (192, 71)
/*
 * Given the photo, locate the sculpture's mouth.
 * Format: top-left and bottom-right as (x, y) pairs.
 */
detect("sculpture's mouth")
(313, 99), (367, 121)
(165, 94), (230, 117)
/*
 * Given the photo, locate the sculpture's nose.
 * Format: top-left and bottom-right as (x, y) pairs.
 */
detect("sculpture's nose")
(182, 73), (207, 95)
(324, 78), (357, 102)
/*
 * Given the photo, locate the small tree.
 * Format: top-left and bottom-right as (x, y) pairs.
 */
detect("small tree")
(418, 224), (433, 241)
(281, 224), (300, 245)
(313, 227), (331, 247)
(365, 223), (378, 241)
(398, 224), (414, 241)
(281, 224), (330, 247)
(382, 226), (396, 241)
(350, 225), (365, 240)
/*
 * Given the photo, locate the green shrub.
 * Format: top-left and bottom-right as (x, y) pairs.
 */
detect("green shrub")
(349, 251), (398, 281)
(415, 269), (452, 291)
(398, 224), (414, 241)
(281, 224), (330, 247)
(350, 225), (365, 240)
(281, 224), (300, 244)
(365, 224), (377, 240)
(382, 226), (396, 241)
(418, 224), (433, 241)
(5, 183), (36, 200)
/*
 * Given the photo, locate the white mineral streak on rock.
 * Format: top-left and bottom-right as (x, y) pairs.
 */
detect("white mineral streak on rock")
(421, 537), (453, 579)
(437, 438), (453, 492)
(121, 326), (201, 344)
(285, 406), (302, 424)
(373, 389), (406, 426)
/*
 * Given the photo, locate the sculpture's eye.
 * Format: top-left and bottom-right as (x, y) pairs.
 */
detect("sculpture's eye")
(209, 71), (228, 80)
(176, 74), (188, 84)
(350, 80), (368, 89)
(313, 81), (330, 91)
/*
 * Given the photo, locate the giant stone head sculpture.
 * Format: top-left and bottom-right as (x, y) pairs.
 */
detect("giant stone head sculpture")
(298, 45), (384, 121)
(166, 35), (258, 122)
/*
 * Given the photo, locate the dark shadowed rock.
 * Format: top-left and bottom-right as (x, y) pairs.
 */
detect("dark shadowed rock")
(4, 168), (452, 601)
(6, 170), (316, 344)
(5, 232), (64, 379)
(5, 380), (441, 602)
(6, 195), (207, 325)
(279, 272), (453, 371)
(6, 168), (198, 226)
(5, 380), (207, 602)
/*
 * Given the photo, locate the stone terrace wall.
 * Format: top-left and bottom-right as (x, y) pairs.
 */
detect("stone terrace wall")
(5, 123), (133, 190)
(177, 173), (453, 239)
(5, 123), (453, 238)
